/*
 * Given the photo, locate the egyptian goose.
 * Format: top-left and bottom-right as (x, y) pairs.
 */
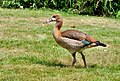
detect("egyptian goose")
(45, 14), (106, 67)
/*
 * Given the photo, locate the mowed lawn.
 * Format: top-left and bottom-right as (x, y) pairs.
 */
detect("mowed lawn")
(0, 8), (120, 81)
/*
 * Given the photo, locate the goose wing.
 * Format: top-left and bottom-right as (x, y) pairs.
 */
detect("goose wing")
(61, 30), (97, 43)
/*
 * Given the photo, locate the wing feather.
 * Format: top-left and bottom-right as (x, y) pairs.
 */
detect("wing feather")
(61, 30), (97, 43)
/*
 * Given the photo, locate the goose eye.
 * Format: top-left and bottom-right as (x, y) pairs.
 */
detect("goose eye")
(52, 16), (56, 18)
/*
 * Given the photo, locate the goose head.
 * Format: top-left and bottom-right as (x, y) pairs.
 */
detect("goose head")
(45, 14), (62, 23)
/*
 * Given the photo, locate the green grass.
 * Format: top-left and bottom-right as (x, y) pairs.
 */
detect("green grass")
(0, 8), (120, 81)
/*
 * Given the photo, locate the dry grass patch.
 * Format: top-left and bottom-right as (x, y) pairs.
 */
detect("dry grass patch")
(64, 16), (120, 29)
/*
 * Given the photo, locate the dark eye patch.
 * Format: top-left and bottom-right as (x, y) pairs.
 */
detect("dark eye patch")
(52, 16), (56, 18)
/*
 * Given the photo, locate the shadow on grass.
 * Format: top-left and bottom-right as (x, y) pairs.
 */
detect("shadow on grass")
(10, 55), (68, 67)
(10, 55), (102, 68)
(72, 63), (104, 69)
(28, 56), (68, 67)
(34, 59), (101, 68)
(33, 60), (68, 67)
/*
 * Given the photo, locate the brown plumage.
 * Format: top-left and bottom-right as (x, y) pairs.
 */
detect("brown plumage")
(61, 30), (97, 42)
(45, 14), (106, 67)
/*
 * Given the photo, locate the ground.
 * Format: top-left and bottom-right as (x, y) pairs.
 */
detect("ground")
(0, 8), (120, 81)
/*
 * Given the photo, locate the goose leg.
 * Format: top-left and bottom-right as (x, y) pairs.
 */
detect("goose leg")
(72, 52), (76, 66)
(80, 52), (87, 68)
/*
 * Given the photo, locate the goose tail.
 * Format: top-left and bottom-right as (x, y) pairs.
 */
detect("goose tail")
(95, 41), (107, 47)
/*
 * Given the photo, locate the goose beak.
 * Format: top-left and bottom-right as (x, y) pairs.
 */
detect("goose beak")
(46, 18), (52, 23)
(44, 17), (56, 24)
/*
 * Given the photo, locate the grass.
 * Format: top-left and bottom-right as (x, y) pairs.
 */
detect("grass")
(0, 8), (120, 81)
